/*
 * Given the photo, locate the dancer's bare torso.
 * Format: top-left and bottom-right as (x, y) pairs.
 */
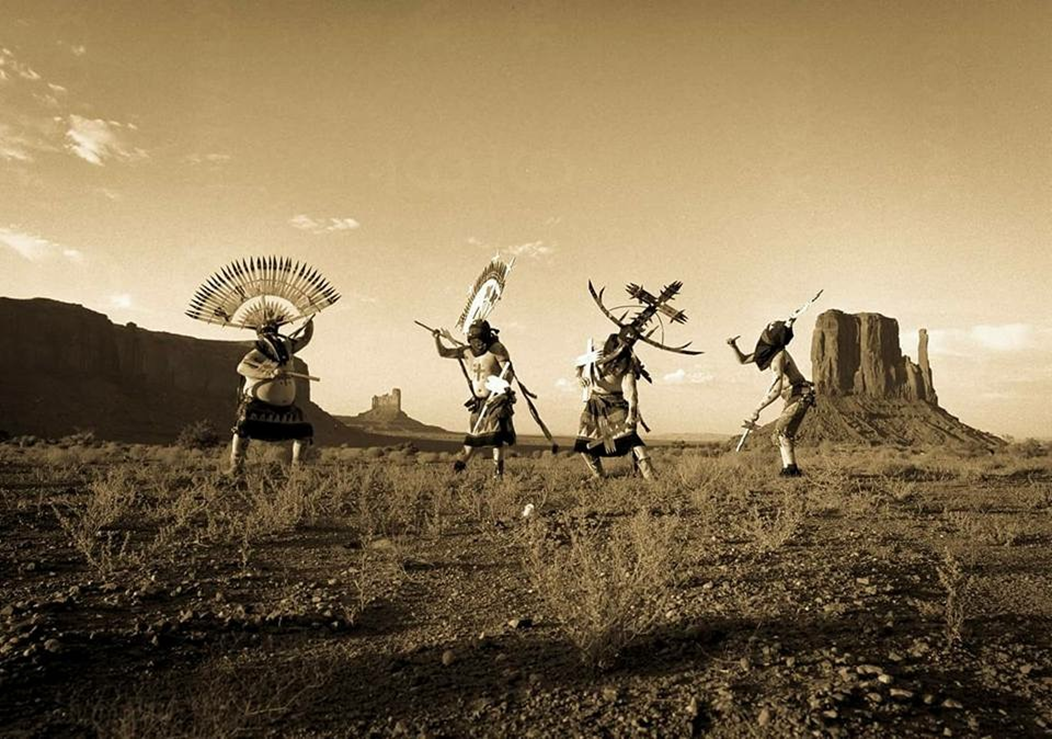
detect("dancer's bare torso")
(770, 350), (807, 399)
(462, 343), (511, 398)
(238, 349), (297, 406)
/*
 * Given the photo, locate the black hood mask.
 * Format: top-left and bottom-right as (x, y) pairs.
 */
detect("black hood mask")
(467, 320), (498, 357)
(256, 325), (290, 364)
(753, 321), (793, 371)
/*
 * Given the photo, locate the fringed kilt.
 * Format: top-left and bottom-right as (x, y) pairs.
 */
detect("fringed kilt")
(233, 399), (313, 442)
(573, 394), (644, 457)
(773, 383), (815, 442)
(464, 393), (516, 448)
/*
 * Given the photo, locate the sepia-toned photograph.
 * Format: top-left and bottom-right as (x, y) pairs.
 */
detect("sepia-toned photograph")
(1, 1), (1050, 736)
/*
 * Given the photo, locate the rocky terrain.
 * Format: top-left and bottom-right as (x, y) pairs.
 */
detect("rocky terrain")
(0, 439), (1049, 737)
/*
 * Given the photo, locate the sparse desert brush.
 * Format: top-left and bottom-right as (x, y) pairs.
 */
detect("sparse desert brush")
(936, 549), (974, 649)
(879, 474), (918, 503)
(1021, 479), (1052, 510)
(74, 653), (331, 739)
(524, 511), (682, 670)
(176, 419), (223, 450)
(733, 490), (807, 554)
(1007, 438), (1048, 458)
(52, 466), (142, 575)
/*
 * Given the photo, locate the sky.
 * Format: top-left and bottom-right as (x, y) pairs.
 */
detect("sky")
(1, 0), (1050, 439)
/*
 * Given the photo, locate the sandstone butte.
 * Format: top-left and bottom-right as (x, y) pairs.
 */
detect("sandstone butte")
(796, 309), (1002, 448)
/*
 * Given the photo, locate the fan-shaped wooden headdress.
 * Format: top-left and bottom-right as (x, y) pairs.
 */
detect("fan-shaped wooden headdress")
(185, 256), (340, 330)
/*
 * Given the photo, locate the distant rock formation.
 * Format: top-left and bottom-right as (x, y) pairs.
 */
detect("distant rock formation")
(372, 388), (402, 414)
(794, 309), (1001, 448)
(812, 311), (936, 402)
(0, 297), (385, 445)
(338, 388), (448, 434)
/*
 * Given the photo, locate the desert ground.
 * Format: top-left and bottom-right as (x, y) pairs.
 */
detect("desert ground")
(1, 434), (1050, 737)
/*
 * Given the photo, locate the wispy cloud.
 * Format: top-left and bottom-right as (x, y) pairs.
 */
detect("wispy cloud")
(0, 52), (40, 82)
(662, 368), (715, 385)
(0, 226), (82, 263)
(289, 214), (360, 234)
(109, 294), (133, 309)
(468, 235), (556, 260)
(65, 115), (147, 165)
(504, 240), (554, 259)
(928, 324), (1044, 356)
(185, 152), (232, 165)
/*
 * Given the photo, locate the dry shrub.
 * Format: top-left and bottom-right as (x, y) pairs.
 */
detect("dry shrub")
(176, 419), (223, 450)
(52, 467), (140, 575)
(524, 511), (681, 670)
(74, 653), (330, 738)
(936, 550), (974, 649)
(734, 490), (807, 554)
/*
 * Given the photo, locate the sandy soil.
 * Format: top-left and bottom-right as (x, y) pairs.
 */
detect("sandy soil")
(1, 441), (1050, 737)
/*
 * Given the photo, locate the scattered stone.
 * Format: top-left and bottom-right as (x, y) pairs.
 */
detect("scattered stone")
(866, 692), (883, 704)
(877, 673), (894, 685)
(740, 657), (752, 671)
(889, 688), (914, 700)
(758, 707), (771, 726)
(602, 687), (619, 703)
(857, 664), (882, 675)
(508, 617), (533, 630)
(1019, 663), (1034, 676)
(942, 698), (963, 710)
(822, 709), (838, 720)
(0, 606), (14, 618)
(441, 650), (455, 666)
(888, 651), (903, 662)
(43, 639), (61, 654)
(786, 656), (796, 668)
(923, 694), (935, 705)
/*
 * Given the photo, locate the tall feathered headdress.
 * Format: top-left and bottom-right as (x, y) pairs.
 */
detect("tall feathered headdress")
(456, 255), (514, 335)
(185, 256), (340, 331)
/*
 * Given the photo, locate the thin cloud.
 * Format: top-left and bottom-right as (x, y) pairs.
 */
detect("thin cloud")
(470, 236), (555, 260)
(504, 240), (554, 259)
(65, 115), (147, 166)
(928, 324), (1042, 356)
(0, 124), (37, 161)
(185, 152), (232, 165)
(0, 226), (82, 263)
(109, 294), (133, 309)
(289, 214), (360, 234)
(662, 368), (715, 385)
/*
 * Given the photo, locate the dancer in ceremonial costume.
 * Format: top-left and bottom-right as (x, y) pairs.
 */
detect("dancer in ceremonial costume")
(420, 256), (556, 479)
(231, 318), (315, 471)
(575, 333), (653, 479)
(728, 290), (822, 476)
(577, 279), (703, 480)
(434, 319), (516, 477)
(185, 256), (340, 473)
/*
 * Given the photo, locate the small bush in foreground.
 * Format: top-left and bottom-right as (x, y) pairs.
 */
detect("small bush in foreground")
(524, 512), (682, 670)
(176, 420), (223, 450)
